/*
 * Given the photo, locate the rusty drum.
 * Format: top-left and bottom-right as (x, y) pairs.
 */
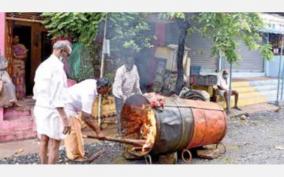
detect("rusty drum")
(121, 94), (227, 158)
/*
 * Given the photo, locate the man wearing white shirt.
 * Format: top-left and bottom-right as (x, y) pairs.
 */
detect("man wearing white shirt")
(64, 78), (110, 160)
(112, 55), (142, 134)
(217, 70), (241, 112)
(33, 40), (72, 164)
(65, 78), (109, 136)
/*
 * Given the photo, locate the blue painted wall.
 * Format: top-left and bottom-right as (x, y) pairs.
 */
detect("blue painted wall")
(265, 56), (284, 78)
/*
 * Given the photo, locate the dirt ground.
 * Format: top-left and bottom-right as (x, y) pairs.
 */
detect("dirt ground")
(0, 105), (284, 164)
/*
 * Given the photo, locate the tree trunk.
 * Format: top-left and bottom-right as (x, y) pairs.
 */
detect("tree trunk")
(175, 20), (190, 94)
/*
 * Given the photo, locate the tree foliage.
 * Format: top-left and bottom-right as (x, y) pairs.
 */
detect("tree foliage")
(193, 13), (273, 63)
(162, 12), (273, 93)
(41, 13), (154, 81)
(42, 13), (273, 93)
(164, 12), (273, 63)
(107, 13), (153, 54)
(42, 12), (104, 45)
(41, 12), (153, 52)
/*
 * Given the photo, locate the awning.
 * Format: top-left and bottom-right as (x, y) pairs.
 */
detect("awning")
(259, 13), (284, 35)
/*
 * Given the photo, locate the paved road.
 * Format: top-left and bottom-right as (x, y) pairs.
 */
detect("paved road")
(1, 108), (284, 164)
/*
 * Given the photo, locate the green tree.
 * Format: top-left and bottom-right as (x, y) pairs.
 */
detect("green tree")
(107, 13), (153, 54)
(163, 13), (273, 94)
(41, 13), (153, 81)
(41, 13), (105, 81)
(42, 12), (104, 45)
(42, 13), (153, 50)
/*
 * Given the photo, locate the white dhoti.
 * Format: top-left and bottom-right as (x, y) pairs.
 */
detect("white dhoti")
(33, 106), (65, 140)
(33, 54), (69, 140)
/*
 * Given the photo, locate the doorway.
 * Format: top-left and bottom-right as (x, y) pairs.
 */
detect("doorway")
(7, 20), (53, 97)
(41, 31), (52, 61)
(13, 25), (32, 95)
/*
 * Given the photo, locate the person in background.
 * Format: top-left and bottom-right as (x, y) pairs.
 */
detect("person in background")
(0, 53), (18, 107)
(112, 53), (142, 134)
(33, 40), (72, 164)
(12, 35), (28, 100)
(217, 70), (241, 113)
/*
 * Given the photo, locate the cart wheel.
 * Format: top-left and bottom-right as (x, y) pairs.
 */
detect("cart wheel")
(181, 149), (192, 163)
(217, 143), (226, 154)
(144, 155), (152, 164)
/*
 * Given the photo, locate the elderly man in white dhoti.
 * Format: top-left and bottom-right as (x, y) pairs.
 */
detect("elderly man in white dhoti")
(0, 53), (18, 107)
(33, 40), (72, 164)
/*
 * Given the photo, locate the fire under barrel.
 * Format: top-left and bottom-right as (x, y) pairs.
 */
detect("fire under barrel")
(121, 94), (227, 158)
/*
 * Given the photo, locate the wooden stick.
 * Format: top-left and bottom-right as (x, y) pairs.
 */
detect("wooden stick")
(84, 135), (146, 146)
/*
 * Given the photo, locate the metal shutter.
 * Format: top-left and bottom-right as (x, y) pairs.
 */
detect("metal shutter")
(223, 41), (264, 72)
(187, 32), (218, 72)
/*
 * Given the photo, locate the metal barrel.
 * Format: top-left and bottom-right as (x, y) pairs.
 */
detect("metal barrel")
(186, 105), (227, 149)
(121, 94), (227, 157)
(150, 104), (194, 155)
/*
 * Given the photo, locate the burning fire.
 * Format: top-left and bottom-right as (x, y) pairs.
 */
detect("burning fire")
(139, 108), (156, 152)
(122, 104), (157, 156)
(121, 93), (165, 157)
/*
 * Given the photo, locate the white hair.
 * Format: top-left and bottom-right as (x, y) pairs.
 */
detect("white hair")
(53, 40), (72, 54)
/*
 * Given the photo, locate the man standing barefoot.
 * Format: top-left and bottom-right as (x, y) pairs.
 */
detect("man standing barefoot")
(33, 40), (72, 164)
